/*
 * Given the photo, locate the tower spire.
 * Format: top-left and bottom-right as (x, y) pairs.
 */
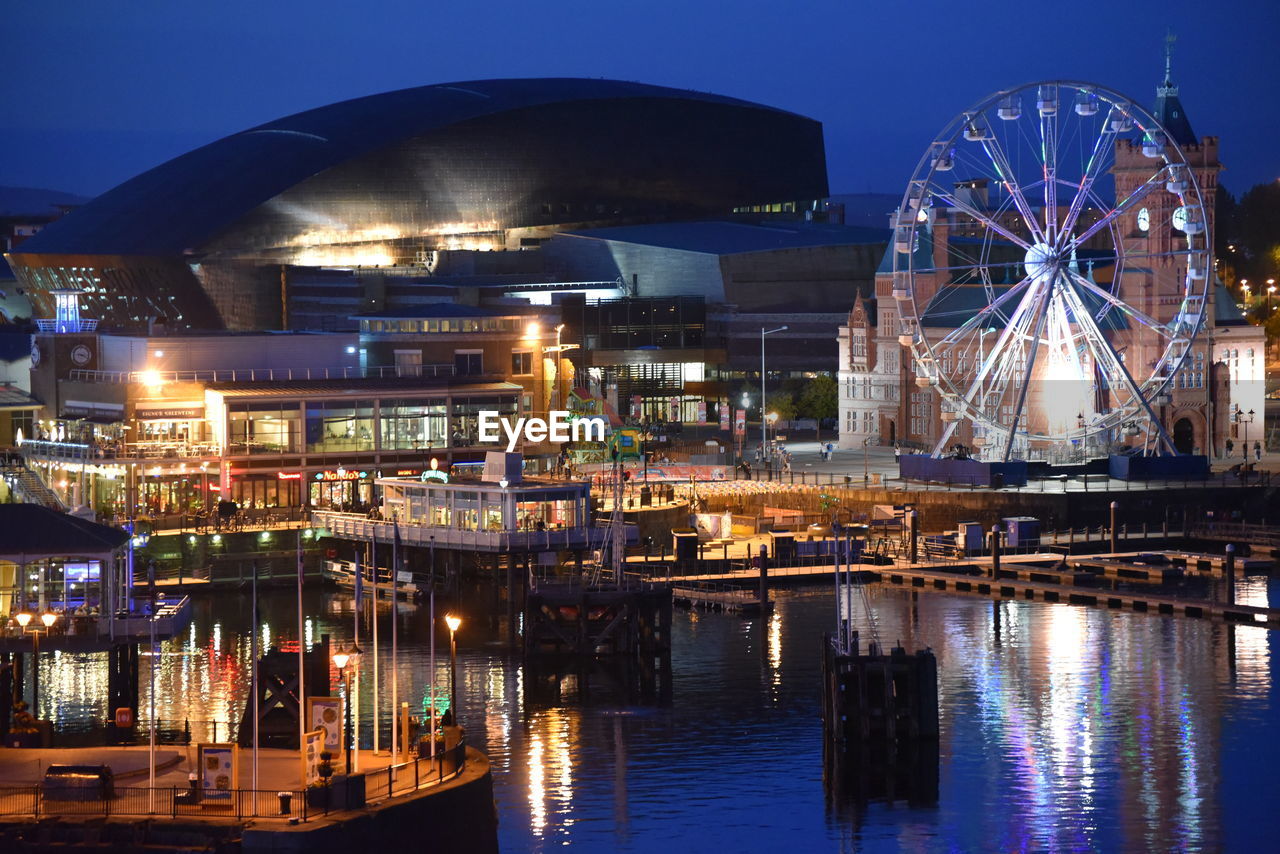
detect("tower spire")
(1153, 28), (1195, 146)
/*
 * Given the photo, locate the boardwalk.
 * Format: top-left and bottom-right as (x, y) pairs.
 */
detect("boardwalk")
(647, 548), (1280, 630)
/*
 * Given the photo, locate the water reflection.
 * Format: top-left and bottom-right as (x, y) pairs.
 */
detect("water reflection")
(21, 579), (1280, 852)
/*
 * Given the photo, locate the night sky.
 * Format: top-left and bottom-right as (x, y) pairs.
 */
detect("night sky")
(5, 0), (1279, 201)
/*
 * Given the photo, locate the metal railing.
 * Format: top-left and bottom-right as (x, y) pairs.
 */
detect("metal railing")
(312, 510), (638, 551)
(1188, 521), (1280, 547)
(50, 718), (238, 747)
(0, 785), (307, 821)
(18, 439), (221, 461)
(66, 363), (460, 384)
(729, 467), (1272, 492)
(0, 737), (467, 821)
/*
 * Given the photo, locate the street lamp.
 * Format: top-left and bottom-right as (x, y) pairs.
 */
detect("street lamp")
(760, 326), (788, 457)
(444, 614), (461, 725)
(331, 646), (360, 772)
(1268, 280), (1276, 313)
(1232, 406), (1256, 465)
(16, 612), (57, 743)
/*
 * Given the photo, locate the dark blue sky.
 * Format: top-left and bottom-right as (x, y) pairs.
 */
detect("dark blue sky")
(5, 0), (1278, 201)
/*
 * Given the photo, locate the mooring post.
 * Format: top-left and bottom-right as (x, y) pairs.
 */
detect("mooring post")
(1224, 543), (1236, 605)
(758, 544), (769, 613)
(990, 525), (1001, 580)
(908, 510), (919, 564)
(1110, 501), (1118, 554)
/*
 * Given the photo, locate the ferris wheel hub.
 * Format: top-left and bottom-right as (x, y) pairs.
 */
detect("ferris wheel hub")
(1023, 242), (1059, 281)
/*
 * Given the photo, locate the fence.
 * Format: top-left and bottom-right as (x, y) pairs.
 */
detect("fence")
(0, 785), (307, 822)
(732, 466), (1272, 492)
(50, 718), (239, 748)
(0, 738), (467, 822)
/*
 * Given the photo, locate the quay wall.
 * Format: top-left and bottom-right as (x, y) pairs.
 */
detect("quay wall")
(697, 485), (1274, 532)
(0, 749), (498, 854)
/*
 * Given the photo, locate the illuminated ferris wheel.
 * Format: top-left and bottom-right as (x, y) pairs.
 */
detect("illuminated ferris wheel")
(892, 81), (1210, 461)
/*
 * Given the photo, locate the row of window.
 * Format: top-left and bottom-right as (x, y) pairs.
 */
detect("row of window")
(360, 317), (528, 334)
(841, 410), (876, 434)
(225, 395), (518, 455)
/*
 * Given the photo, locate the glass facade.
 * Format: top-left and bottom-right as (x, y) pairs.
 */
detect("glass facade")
(450, 395), (518, 446)
(379, 398), (447, 450)
(383, 480), (589, 535)
(228, 402), (301, 454)
(305, 400), (375, 453)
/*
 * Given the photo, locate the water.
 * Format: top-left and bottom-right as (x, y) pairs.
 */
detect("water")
(31, 577), (1280, 852)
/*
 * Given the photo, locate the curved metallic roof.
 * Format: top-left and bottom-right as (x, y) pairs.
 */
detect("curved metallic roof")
(15, 78), (804, 257)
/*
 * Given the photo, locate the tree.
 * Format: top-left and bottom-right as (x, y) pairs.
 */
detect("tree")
(798, 374), (838, 422)
(766, 391), (797, 423)
(1236, 181), (1280, 282)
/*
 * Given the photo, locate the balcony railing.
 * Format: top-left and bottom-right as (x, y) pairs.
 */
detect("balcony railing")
(19, 439), (221, 461)
(312, 510), (637, 553)
(66, 364), (459, 384)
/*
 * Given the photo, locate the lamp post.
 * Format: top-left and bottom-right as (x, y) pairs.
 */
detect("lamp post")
(760, 326), (788, 458)
(331, 647), (360, 773)
(1232, 406), (1255, 465)
(147, 592), (164, 812)
(444, 614), (461, 726)
(1268, 280), (1276, 314)
(16, 611), (57, 715)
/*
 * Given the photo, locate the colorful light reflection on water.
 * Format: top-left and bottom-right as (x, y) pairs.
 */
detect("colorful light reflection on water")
(27, 579), (1280, 852)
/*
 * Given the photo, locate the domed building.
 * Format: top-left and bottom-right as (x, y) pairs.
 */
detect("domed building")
(7, 78), (828, 331)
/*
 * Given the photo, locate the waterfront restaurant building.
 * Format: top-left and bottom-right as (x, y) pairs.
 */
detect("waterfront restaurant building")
(20, 323), (525, 518)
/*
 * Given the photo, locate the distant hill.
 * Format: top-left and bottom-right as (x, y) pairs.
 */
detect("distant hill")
(0, 185), (89, 217)
(826, 193), (902, 228)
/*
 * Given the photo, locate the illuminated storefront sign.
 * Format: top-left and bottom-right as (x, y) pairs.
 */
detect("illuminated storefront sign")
(136, 404), (205, 420)
(420, 457), (449, 483)
(277, 471), (303, 480)
(315, 470), (368, 482)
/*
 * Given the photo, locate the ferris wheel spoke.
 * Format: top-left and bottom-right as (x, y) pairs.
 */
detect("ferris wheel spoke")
(944, 277), (1045, 427)
(1072, 167), (1170, 245)
(1064, 271), (1177, 337)
(1060, 121), (1118, 237)
(975, 132), (1048, 246)
(1040, 107), (1060, 240)
(1057, 283), (1179, 455)
(935, 277), (1034, 346)
(929, 187), (1032, 251)
(1001, 282), (1054, 460)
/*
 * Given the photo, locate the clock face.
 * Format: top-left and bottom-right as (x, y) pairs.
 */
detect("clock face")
(1172, 206), (1188, 231)
(1137, 208), (1150, 232)
(30, 343), (41, 367)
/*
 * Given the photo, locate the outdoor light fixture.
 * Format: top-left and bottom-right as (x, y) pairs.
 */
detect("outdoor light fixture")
(330, 646), (359, 772)
(15, 612), (32, 628)
(445, 615), (462, 726)
(524, 321), (541, 339)
(40, 612), (56, 629)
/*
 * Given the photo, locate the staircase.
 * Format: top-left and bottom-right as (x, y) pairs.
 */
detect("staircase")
(0, 452), (68, 511)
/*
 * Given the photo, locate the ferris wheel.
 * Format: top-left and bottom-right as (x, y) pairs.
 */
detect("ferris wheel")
(892, 81), (1210, 461)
